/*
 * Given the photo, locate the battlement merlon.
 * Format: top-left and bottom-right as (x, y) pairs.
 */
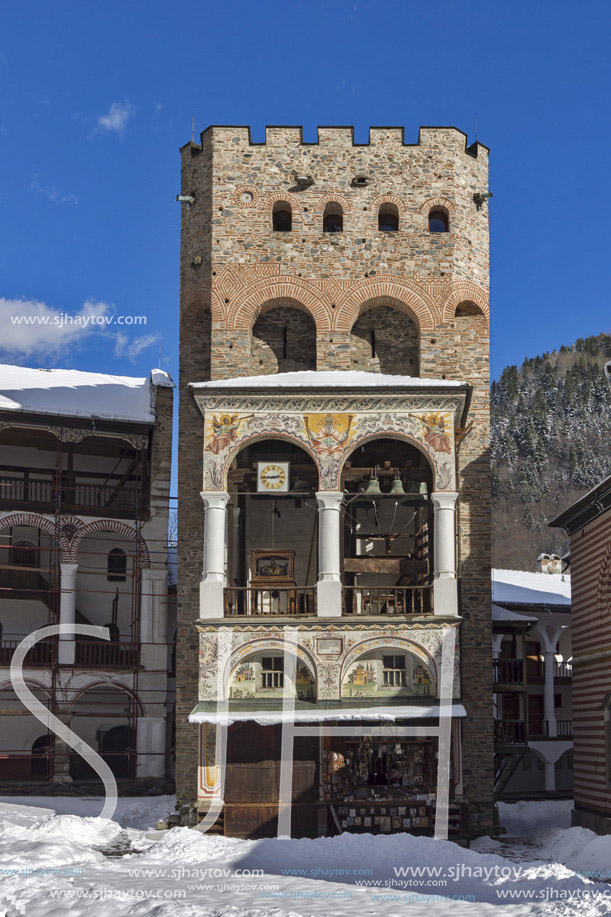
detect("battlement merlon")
(180, 124), (489, 160)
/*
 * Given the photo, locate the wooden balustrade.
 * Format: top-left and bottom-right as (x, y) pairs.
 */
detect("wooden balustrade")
(224, 587), (316, 617)
(493, 658), (524, 684)
(342, 585), (432, 616)
(494, 718), (526, 745)
(0, 476), (144, 514)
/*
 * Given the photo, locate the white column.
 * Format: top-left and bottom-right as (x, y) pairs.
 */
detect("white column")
(431, 492), (458, 616)
(200, 492), (230, 619)
(140, 568), (168, 644)
(543, 650), (557, 738)
(316, 492), (344, 617)
(544, 758), (556, 793)
(136, 715), (167, 779)
(58, 562), (79, 665)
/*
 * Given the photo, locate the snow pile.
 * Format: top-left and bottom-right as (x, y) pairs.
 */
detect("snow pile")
(540, 826), (611, 877)
(0, 793), (176, 830)
(0, 807), (119, 870)
(499, 799), (573, 840)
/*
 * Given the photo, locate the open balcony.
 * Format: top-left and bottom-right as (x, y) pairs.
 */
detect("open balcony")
(0, 636), (140, 669)
(208, 436), (442, 621)
(0, 475), (146, 518)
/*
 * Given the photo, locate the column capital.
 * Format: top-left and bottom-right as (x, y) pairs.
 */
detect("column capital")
(315, 491), (344, 510)
(60, 562), (79, 577)
(200, 491), (230, 510)
(431, 492), (458, 510)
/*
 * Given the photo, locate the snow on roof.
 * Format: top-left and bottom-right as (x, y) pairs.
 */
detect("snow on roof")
(492, 569), (571, 606)
(191, 370), (467, 390)
(0, 363), (174, 423)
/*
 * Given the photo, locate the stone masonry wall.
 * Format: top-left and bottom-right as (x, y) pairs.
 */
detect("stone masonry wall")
(350, 305), (419, 375)
(177, 125), (493, 832)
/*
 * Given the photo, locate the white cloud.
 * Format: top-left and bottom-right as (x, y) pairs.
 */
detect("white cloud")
(114, 332), (159, 362)
(30, 173), (78, 205)
(0, 297), (112, 360)
(97, 101), (133, 135)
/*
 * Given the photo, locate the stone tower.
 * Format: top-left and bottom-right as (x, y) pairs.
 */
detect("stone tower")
(176, 125), (493, 837)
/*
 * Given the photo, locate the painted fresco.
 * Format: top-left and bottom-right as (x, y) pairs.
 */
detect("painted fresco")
(342, 653), (434, 699)
(201, 404), (456, 492)
(227, 658), (316, 701)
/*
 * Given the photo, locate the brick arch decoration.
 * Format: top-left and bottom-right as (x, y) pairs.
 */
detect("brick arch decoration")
(371, 193), (407, 215)
(313, 192), (352, 214)
(440, 281), (489, 323)
(0, 512), (71, 557)
(333, 276), (436, 332)
(419, 196), (456, 218)
(339, 637), (438, 692)
(263, 192), (301, 213)
(337, 430), (439, 491)
(72, 520), (150, 568)
(229, 277), (333, 332)
(69, 679), (144, 716)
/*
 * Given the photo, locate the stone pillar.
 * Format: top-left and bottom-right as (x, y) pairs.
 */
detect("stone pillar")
(136, 715), (167, 778)
(316, 492), (344, 617)
(58, 563), (79, 665)
(200, 492), (230, 619)
(543, 650), (557, 738)
(431, 493), (458, 616)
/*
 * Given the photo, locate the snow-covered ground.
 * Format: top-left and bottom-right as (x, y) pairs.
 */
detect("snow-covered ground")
(1, 795), (611, 916)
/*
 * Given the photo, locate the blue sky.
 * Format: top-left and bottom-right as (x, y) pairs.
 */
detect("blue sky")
(1, 0), (610, 392)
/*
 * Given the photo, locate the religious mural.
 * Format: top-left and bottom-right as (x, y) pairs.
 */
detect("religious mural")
(201, 404), (456, 492)
(341, 652), (434, 699)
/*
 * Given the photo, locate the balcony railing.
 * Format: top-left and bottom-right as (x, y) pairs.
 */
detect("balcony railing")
(493, 658), (524, 685)
(554, 662), (572, 679)
(0, 477), (145, 516)
(224, 587), (316, 617)
(0, 640), (55, 667)
(528, 718), (573, 739)
(494, 718), (526, 745)
(74, 641), (140, 667)
(342, 585), (432, 616)
(0, 639), (139, 668)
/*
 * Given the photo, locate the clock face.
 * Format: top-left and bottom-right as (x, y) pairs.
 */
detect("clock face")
(258, 462), (289, 492)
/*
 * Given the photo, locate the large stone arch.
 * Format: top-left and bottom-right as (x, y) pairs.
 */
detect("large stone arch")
(440, 281), (489, 323)
(72, 520), (150, 568)
(0, 512), (71, 557)
(334, 277), (436, 332)
(230, 278), (332, 332)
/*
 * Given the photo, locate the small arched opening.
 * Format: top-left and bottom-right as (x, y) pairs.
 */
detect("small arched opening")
(323, 202), (343, 233)
(30, 734), (51, 778)
(226, 438), (319, 616)
(69, 684), (138, 781)
(340, 437), (434, 615)
(107, 547), (127, 582)
(429, 208), (449, 233)
(378, 203), (399, 232)
(272, 200), (292, 232)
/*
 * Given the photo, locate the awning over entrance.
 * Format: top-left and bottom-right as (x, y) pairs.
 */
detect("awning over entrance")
(188, 702), (468, 726)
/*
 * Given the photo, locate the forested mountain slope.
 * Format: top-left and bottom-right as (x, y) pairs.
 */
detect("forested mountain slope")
(491, 333), (611, 570)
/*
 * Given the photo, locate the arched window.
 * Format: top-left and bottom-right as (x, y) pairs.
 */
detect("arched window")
(428, 208), (449, 233)
(323, 202), (343, 233)
(454, 301), (484, 317)
(378, 203), (399, 232)
(272, 201), (292, 232)
(11, 540), (37, 567)
(31, 734), (51, 777)
(107, 547), (127, 582)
